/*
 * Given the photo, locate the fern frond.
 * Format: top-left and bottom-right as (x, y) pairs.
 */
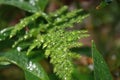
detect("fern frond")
(42, 29), (89, 80)
(27, 34), (44, 55)
(12, 27), (42, 47)
(8, 6), (89, 80)
(10, 12), (41, 38)
(49, 6), (68, 18)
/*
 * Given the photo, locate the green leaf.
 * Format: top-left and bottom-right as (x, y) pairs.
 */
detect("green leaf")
(0, 0), (38, 13)
(92, 41), (113, 80)
(24, 71), (41, 80)
(0, 0), (48, 13)
(0, 50), (49, 80)
(35, 0), (48, 11)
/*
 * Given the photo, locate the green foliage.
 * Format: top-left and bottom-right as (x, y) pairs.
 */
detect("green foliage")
(10, 12), (41, 38)
(10, 7), (88, 80)
(0, 50), (49, 80)
(92, 41), (113, 80)
(0, 0), (48, 12)
(0, 0), (113, 80)
(0, 1), (89, 80)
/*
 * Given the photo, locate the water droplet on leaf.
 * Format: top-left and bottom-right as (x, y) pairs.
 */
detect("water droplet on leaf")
(17, 46), (22, 52)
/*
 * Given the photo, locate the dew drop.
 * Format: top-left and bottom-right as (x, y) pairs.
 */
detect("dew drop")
(52, 42), (55, 45)
(56, 18), (62, 22)
(0, 29), (7, 34)
(64, 77), (67, 80)
(88, 64), (94, 71)
(65, 67), (68, 70)
(27, 61), (36, 71)
(35, 39), (38, 42)
(20, 20), (24, 24)
(29, 0), (36, 6)
(0, 39), (2, 41)
(54, 14), (58, 17)
(41, 39), (44, 43)
(17, 46), (22, 52)
(43, 43), (47, 48)
(24, 35), (28, 39)
(10, 35), (13, 38)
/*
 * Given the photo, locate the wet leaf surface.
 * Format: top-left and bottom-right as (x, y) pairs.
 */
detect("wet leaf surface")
(0, 0), (48, 13)
(0, 50), (49, 80)
(0, 27), (13, 41)
(92, 41), (113, 80)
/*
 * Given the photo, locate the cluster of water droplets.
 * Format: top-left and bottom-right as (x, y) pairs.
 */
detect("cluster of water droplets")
(26, 61), (43, 78)
(0, 28), (8, 41)
(27, 61), (36, 71)
(29, 0), (36, 6)
(17, 46), (22, 52)
(18, 0), (38, 6)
